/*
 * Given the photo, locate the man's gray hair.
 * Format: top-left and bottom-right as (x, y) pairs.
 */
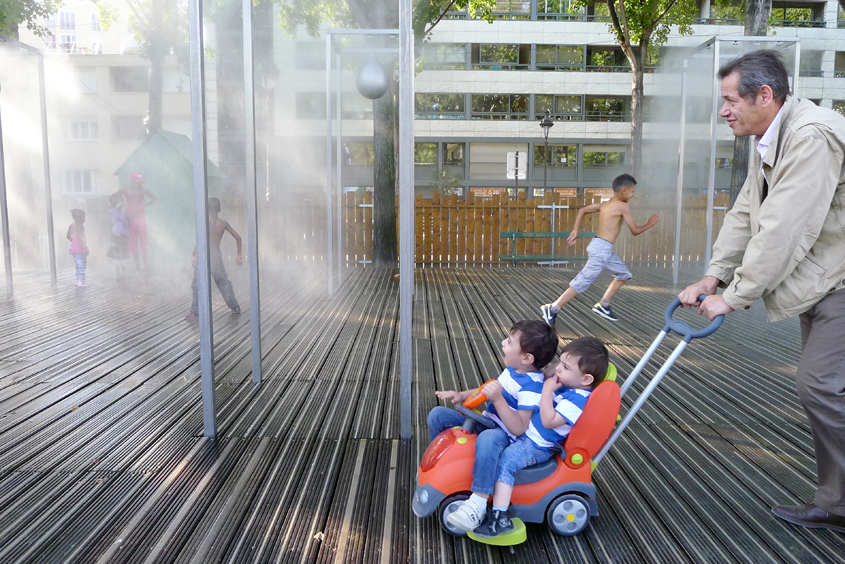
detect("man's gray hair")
(718, 50), (791, 104)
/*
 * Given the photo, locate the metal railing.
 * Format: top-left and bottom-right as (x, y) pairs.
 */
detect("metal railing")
(471, 62), (530, 70)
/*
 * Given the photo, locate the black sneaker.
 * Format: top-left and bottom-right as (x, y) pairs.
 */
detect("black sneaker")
(540, 304), (557, 327)
(184, 312), (198, 320)
(230, 306), (241, 315)
(472, 510), (514, 538)
(592, 302), (618, 321)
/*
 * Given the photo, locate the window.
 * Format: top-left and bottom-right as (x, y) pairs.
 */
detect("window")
(834, 101), (845, 118)
(470, 94), (528, 119)
(111, 115), (147, 141)
(536, 45), (584, 70)
(708, 0), (743, 22)
(835, 52), (845, 77)
(296, 92), (331, 119)
(111, 67), (149, 92)
(91, 13), (101, 32)
(585, 97), (627, 121)
(538, 0), (583, 18)
(60, 11), (76, 30)
(65, 170), (96, 195)
(68, 121), (98, 140)
(59, 35), (77, 53)
(415, 93), (465, 119)
(770, 4), (821, 27)
(490, 0), (531, 16)
(420, 43), (465, 69)
(799, 51), (823, 77)
(342, 93), (373, 120)
(344, 143), (374, 166)
(587, 47), (629, 71)
(534, 145), (577, 167)
(536, 95), (583, 121)
(294, 42), (325, 70)
(443, 143), (464, 166)
(583, 149), (625, 167)
(471, 44), (529, 70)
(415, 143), (437, 165)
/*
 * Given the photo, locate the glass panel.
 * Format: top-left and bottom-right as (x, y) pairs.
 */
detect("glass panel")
(536, 45), (556, 65)
(479, 44), (518, 64)
(415, 143), (437, 165)
(443, 143), (465, 165)
(555, 96), (581, 115)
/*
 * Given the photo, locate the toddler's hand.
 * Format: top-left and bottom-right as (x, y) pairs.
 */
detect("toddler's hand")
(544, 375), (561, 390)
(648, 214), (660, 226)
(435, 390), (460, 404)
(481, 380), (503, 402)
(236, 255), (243, 265)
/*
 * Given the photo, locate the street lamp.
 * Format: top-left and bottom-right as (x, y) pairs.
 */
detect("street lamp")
(539, 109), (554, 195)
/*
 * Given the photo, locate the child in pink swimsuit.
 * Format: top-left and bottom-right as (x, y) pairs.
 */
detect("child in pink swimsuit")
(66, 209), (88, 287)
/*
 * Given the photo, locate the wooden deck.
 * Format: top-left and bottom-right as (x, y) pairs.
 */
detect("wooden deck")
(0, 264), (843, 564)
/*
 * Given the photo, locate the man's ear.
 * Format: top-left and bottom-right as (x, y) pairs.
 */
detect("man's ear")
(582, 373), (595, 387)
(759, 84), (775, 107)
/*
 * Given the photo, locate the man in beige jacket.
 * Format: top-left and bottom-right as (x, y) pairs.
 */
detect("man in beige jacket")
(680, 50), (845, 533)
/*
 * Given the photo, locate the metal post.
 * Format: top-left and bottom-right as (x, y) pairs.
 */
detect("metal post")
(37, 55), (56, 284)
(336, 52), (343, 289)
(0, 84), (11, 295)
(242, 0), (263, 384)
(326, 34), (334, 297)
(399, 1), (414, 440)
(673, 60), (689, 286)
(189, 0), (216, 438)
(704, 41), (720, 272)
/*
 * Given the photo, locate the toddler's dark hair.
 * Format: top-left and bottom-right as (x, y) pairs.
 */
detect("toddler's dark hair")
(510, 320), (558, 369)
(208, 197), (221, 213)
(70, 209), (86, 223)
(108, 193), (122, 207)
(561, 336), (609, 386)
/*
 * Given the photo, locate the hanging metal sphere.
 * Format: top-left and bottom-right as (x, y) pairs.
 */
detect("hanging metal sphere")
(356, 52), (389, 100)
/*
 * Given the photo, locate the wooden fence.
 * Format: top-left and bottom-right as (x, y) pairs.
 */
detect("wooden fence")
(237, 190), (729, 266)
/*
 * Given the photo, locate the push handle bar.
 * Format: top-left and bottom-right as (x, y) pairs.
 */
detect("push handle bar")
(664, 294), (724, 340)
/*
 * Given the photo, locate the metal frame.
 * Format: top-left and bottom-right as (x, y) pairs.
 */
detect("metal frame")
(673, 36), (800, 284)
(242, 0), (263, 385)
(0, 40), (58, 293)
(189, 0), (216, 438)
(325, 30), (399, 296)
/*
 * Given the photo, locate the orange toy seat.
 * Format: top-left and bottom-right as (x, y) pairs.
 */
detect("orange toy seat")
(562, 379), (621, 469)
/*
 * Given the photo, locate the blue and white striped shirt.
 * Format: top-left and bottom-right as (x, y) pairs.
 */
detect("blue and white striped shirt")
(524, 386), (592, 450)
(483, 367), (545, 441)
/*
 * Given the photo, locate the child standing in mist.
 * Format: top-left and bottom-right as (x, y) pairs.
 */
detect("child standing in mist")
(67, 209), (89, 287)
(185, 197), (243, 319)
(106, 193), (130, 278)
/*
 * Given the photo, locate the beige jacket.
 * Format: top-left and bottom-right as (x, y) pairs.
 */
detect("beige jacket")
(707, 96), (845, 322)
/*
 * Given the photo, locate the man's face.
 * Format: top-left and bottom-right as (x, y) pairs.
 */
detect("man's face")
(719, 72), (770, 138)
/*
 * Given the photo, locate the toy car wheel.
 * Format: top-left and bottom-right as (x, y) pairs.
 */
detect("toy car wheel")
(438, 493), (470, 537)
(546, 493), (590, 536)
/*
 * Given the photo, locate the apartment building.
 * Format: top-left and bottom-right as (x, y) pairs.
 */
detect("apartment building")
(277, 0), (845, 199)
(12, 0), (845, 205)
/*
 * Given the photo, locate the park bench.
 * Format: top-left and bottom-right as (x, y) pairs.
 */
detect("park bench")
(499, 231), (596, 264)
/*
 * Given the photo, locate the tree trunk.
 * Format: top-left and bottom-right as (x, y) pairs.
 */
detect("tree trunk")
(147, 45), (164, 133)
(728, 0), (772, 207)
(372, 80), (398, 265)
(628, 46), (647, 176)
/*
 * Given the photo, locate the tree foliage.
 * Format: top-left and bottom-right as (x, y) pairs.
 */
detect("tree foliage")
(0, 0), (60, 38)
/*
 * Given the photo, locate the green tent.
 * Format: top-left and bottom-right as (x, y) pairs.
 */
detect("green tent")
(114, 130), (225, 268)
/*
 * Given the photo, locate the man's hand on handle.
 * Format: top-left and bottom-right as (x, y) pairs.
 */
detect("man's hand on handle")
(678, 275), (733, 321)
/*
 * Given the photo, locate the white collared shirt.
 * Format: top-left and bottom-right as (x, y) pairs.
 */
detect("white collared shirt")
(755, 106), (784, 181)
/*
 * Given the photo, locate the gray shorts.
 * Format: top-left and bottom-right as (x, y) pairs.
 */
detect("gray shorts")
(569, 238), (632, 294)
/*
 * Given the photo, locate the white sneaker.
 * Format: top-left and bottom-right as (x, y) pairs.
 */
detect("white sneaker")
(446, 499), (486, 532)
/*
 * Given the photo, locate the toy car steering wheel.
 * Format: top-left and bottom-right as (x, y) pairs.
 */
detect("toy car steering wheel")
(455, 380), (497, 429)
